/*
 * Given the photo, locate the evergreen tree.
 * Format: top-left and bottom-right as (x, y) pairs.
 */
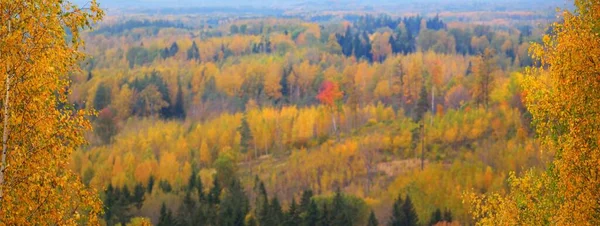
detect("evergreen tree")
(402, 195), (418, 226)
(246, 215), (258, 226)
(368, 210), (379, 226)
(280, 66), (292, 103)
(300, 189), (314, 213)
(429, 208), (442, 225)
(196, 174), (205, 202)
(318, 203), (332, 226)
(177, 191), (197, 226)
(147, 175), (155, 194)
(331, 189), (352, 226)
(219, 179), (250, 226)
(169, 42), (179, 57)
(133, 183), (145, 210)
(208, 177), (221, 205)
(285, 198), (302, 226)
(93, 83), (111, 110)
(103, 184), (115, 223)
(171, 82), (185, 119)
(187, 41), (200, 60)
(256, 180), (270, 226)
(414, 85), (429, 122)
(304, 200), (319, 226)
(158, 202), (176, 226)
(238, 114), (253, 155)
(442, 208), (453, 223)
(388, 195), (405, 226)
(269, 197), (285, 226)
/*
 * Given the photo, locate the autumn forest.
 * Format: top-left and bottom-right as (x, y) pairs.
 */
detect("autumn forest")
(2, 0), (600, 225)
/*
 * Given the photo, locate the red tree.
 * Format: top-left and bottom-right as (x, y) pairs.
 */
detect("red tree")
(317, 80), (343, 107)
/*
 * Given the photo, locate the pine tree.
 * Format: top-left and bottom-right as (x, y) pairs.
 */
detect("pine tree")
(285, 198), (302, 226)
(300, 189), (314, 213)
(304, 200), (319, 226)
(331, 189), (352, 226)
(388, 195), (405, 226)
(415, 85), (429, 122)
(171, 82), (185, 119)
(147, 175), (155, 194)
(429, 208), (442, 225)
(318, 203), (332, 226)
(133, 183), (145, 210)
(402, 195), (418, 226)
(256, 180), (270, 226)
(187, 41), (200, 60)
(219, 179), (250, 226)
(208, 177), (221, 205)
(158, 202), (175, 226)
(442, 208), (453, 223)
(238, 114), (253, 155)
(368, 210), (379, 226)
(270, 197), (285, 226)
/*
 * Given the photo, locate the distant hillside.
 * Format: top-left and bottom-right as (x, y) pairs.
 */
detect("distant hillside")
(73, 0), (570, 14)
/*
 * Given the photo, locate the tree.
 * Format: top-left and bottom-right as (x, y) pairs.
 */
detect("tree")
(133, 183), (145, 210)
(368, 210), (379, 226)
(402, 195), (418, 226)
(94, 83), (112, 110)
(414, 85), (429, 122)
(137, 84), (169, 117)
(318, 203), (332, 226)
(429, 208), (442, 225)
(187, 41), (200, 60)
(388, 195), (403, 226)
(219, 179), (250, 226)
(286, 198), (302, 226)
(0, 0), (103, 224)
(304, 200), (320, 226)
(331, 189), (352, 226)
(468, 1), (600, 224)
(170, 82), (185, 119)
(158, 202), (176, 226)
(230, 24), (239, 34)
(471, 48), (496, 109)
(317, 80), (343, 136)
(268, 197), (285, 226)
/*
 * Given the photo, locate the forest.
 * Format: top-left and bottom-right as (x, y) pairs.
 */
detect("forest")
(1, 0), (599, 225)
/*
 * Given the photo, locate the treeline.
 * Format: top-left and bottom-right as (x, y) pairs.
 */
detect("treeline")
(95, 14), (535, 70)
(103, 163), (455, 226)
(92, 19), (188, 36)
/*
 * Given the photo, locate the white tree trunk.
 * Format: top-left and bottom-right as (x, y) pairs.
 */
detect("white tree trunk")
(0, 20), (11, 202)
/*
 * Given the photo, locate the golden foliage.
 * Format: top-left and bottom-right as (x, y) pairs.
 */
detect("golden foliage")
(0, 0), (103, 224)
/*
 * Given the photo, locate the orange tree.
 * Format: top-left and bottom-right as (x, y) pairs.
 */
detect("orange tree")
(0, 0), (103, 224)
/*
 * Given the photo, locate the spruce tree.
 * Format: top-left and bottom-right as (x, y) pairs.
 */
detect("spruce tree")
(331, 190), (352, 226)
(402, 195), (418, 226)
(158, 202), (175, 226)
(304, 200), (319, 226)
(270, 197), (285, 226)
(429, 208), (442, 225)
(239, 114), (253, 155)
(388, 195), (405, 226)
(285, 198), (302, 226)
(133, 183), (145, 210)
(442, 208), (453, 223)
(368, 210), (379, 226)
(208, 177), (221, 205)
(318, 203), (332, 226)
(300, 189), (314, 213)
